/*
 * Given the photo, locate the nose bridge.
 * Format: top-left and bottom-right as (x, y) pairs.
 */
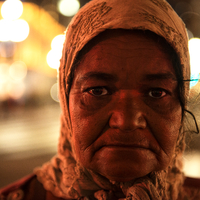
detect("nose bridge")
(109, 89), (146, 131)
(117, 89), (140, 111)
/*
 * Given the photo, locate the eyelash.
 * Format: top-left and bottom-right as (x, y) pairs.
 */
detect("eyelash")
(85, 86), (111, 96)
(85, 86), (169, 98)
(148, 88), (168, 99)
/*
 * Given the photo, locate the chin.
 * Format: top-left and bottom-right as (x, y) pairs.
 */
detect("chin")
(96, 164), (152, 183)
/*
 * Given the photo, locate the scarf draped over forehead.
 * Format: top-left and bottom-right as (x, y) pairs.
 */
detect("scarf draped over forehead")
(34, 0), (190, 199)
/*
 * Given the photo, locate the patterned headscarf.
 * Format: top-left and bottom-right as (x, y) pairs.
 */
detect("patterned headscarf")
(35, 0), (190, 199)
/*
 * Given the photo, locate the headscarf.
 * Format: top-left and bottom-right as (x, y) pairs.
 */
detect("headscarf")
(34, 0), (190, 199)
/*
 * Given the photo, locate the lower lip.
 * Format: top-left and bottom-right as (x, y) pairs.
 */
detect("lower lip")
(97, 146), (153, 160)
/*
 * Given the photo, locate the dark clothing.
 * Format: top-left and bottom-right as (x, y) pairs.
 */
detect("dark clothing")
(1, 174), (200, 200)
(0, 174), (65, 200)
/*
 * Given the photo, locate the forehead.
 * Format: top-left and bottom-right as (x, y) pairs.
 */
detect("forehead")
(74, 30), (176, 82)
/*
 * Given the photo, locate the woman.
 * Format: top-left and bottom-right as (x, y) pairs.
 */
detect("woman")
(1, 0), (200, 199)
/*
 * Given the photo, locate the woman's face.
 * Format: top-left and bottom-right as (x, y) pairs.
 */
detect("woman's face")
(69, 31), (182, 182)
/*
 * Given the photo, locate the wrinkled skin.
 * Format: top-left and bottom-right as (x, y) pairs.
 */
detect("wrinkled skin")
(69, 30), (182, 182)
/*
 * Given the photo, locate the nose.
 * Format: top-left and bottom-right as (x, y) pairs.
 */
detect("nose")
(109, 91), (147, 131)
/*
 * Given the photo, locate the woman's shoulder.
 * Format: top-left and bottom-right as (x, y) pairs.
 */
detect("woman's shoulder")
(0, 174), (65, 200)
(0, 174), (43, 200)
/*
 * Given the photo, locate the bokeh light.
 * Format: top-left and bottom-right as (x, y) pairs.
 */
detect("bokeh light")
(47, 34), (65, 70)
(10, 19), (30, 42)
(183, 153), (200, 178)
(7, 81), (26, 100)
(188, 38), (200, 87)
(0, 19), (29, 42)
(46, 49), (62, 70)
(1, 0), (23, 20)
(0, 63), (10, 101)
(0, 63), (10, 84)
(0, 19), (12, 41)
(0, 62), (27, 101)
(51, 34), (65, 50)
(189, 38), (200, 70)
(57, 0), (80, 17)
(0, 84), (9, 101)
(187, 29), (194, 40)
(50, 83), (60, 102)
(9, 61), (27, 81)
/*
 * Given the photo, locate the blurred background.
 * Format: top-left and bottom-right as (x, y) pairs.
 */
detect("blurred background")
(0, 0), (200, 187)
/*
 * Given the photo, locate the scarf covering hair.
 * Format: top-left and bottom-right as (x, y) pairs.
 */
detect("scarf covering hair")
(34, 0), (191, 199)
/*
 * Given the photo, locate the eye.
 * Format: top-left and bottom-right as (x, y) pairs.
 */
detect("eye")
(88, 87), (109, 96)
(149, 88), (167, 98)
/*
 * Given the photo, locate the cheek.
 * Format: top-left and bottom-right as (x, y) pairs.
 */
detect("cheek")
(69, 93), (110, 163)
(150, 104), (182, 161)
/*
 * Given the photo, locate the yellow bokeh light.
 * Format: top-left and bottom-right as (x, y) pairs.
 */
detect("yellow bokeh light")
(0, 19), (29, 42)
(58, 0), (80, 17)
(51, 34), (65, 50)
(47, 34), (65, 70)
(46, 49), (62, 69)
(0, 19), (12, 41)
(1, 0), (23, 20)
(10, 19), (29, 42)
(189, 38), (200, 74)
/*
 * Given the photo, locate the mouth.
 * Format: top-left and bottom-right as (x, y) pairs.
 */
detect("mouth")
(92, 132), (160, 154)
(100, 143), (150, 150)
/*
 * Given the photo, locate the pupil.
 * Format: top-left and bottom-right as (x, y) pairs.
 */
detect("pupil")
(152, 90), (162, 97)
(92, 88), (103, 95)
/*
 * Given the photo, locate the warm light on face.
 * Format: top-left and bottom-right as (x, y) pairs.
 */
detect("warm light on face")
(57, 0), (80, 17)
(1, 0), (23, 20)
(189, 38), (200, 87)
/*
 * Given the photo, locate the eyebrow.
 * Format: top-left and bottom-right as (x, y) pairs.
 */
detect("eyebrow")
(76, 71), (177, 85)
(77, 71), (118, 84)
(142, 73), (177, 82)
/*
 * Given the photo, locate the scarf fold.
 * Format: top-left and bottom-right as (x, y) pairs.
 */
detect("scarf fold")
(34, 0), (190, 199)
